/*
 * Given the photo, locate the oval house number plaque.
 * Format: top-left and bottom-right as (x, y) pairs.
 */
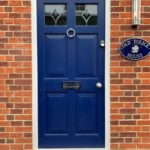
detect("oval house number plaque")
(119, 38), (150, 61)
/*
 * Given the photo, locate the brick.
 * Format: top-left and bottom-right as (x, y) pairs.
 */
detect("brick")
(120, 132), (136, 137)
(120, 144), (136, 149)
(133, 115), (141, 119)
(15, 115), (32, 120)
(124, 115), (132, 120)
(24, 133), (32, 138)
(9, 74), (22, 78)
(120, 85), (136, 90)
(0, 25), (8, 31)
(0, 127), (5, 132)
(111, 7), (124, 12)
(0, 97), (9, 102)
(138, 73), (150, 78)
(9, 25), (21, 31)
(24, 74), (32, 79)
(5, 79), (15, 85)
(11, 121), (23, 126)
(24, 144), (32, 149)
(10, 144), (24, 150)
(6, 103), (13, 108)
(16, 138), (32, 143)
(138, 85), (150, 90)
(125, 138), (132, 143)
(15, 103), (32, 108)
(120, 109), (136, 114)
(111, 115), (123, 120)
(10, 133), (23, 138)
(137, 144), (150, 149)
(111, 121), (119, 125)
(9, 50), (22, 55)
(138, 121), (150, 125)
(0, 133), (10, 138)
(0, 145), (9, 149)
(23, 1), (31, 6)
(120, 121), (136, 125)
(111, 133), (119, 137)
(15, 127), (32, 132)
(11, 109), (23, 114)
(10, 86), (22, 91)
(7, 139), (14, 143)
(6, 115), (14, 121)
(120, 73), (136, 78)
(13, 7), (31, 13)
(9, 13), (21, 18)
(111, 138), (123, 143)
(133, 103), (141, 108)
(15, 56), (31, 61)
(111, 79), (123, 84)
(124, 91), (132, 96)
(0, 1), (8, 6)
(5, 7), (12, 12)
(23, 86), (32, 90)
(9, 1), (22, 6)
(120, 97), (136, 102)
(133, 91), (141, 96)
(14, 32), (31, 37)
(138, 97), (150, 102)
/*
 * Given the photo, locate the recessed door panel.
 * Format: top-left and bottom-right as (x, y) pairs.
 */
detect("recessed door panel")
(76, 35), (97, 77)
(45, 35), (67, 77)
(76, 93), (97, 133)
(45, 93), (68, 134)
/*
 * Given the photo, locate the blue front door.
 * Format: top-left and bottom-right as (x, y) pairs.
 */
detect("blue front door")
(38, 0), (105, 148)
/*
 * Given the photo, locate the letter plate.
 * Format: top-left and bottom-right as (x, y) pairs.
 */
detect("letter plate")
(62, 81), (80, 90)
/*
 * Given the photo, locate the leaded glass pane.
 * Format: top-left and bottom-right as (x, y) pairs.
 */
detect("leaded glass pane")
(76, 4), (98, 26)
(45, 4), (67, 26)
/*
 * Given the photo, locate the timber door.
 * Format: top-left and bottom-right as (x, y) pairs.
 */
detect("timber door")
(37, 0), (105, 148)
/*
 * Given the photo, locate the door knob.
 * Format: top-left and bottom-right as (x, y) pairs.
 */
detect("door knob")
(96, 82), (102, 88)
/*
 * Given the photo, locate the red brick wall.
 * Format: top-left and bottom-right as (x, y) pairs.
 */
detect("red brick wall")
(111, 0), (150, 149)
(0, 0), (32, 149)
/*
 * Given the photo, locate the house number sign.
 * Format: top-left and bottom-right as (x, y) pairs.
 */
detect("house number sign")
(119, 38), (150, 61)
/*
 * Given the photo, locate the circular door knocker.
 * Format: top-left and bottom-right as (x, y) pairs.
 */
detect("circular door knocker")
(66, 28), (76, 38)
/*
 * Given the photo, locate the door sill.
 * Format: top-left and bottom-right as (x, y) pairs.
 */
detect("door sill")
(37, 148), (106, 150)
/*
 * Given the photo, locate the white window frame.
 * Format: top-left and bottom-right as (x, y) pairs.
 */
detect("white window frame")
(31, 0), (110, 149)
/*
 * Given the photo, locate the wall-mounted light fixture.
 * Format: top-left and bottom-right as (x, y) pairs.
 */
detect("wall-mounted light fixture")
(132, 0), (141, 27)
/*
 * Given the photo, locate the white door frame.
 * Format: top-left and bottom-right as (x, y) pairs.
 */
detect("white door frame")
(31, 0), (110, 149)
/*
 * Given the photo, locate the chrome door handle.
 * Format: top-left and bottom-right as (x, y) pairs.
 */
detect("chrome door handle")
(96, 82), (102, 88)
(99, 40), (105, 47)
(66, 28), (76, 38)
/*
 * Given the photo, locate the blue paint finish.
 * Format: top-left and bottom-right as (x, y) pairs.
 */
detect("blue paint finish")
(119, 38), (150, 61)
(37, 0), (105, 148)
(45, 35), (67, 77)
(77, 93), (97, 133)
(76, 35), (97, 77)
(46, 93), (68, 134)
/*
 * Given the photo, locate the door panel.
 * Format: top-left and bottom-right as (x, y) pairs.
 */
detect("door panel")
(45, 35), (68, 77)
(76, 35), (97, 77)
(76, 93), (97, 133)
(45, 93), (68, 134)
(38, 0), (105, 148)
